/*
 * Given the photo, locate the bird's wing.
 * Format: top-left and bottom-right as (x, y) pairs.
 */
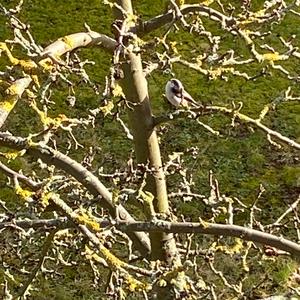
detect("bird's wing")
(182, 90), (200, 107)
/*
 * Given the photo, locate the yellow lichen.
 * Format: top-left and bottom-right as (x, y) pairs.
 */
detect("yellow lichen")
(212, 238), (244, 255)
(31, 75), (40, 88)
(25, 89), (37, 100)
(112, 84), (125, 98)
(0, 42), (38, 72)
(124, 274), (150, 292)
(138, 190), (155, 217)
(29, 99), (70, 127)
(160, 266), (185, 283)
(253, 9), (266, 18)
(76, 211), (101, 232)
(175, 0), (185, 7)
(169, 41), (178, 54)
(40, 191), (54, 207)
(207, 67), (234, 80)
(99, 101), (114, 116)
(198, 218), (210, 228)
(6, 83), (24, 96)
(85, 244), (150, 293)
(126, 13), (138, 25)
(100, 244), (126, 269)
(262, 52), (288, 61)
(0, 149), (26, 161)
(0, 97), (17, 112)
(158, 279), (167, 287)
(62, 36), (75, 49)
(38, 58), (55, 72)
(196, 55), (203, 66)
(258, 104), (270, 120)
(15, 185), (35, 202)
(18, 59), (38, 72)
(0, 42), (19, 65)
(229, 238), (244, 254)
(84, 245), (108, 266)
(201, 0), (214, 5)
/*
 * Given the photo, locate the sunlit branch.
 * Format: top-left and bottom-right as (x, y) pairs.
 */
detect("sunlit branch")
(133, 2), (300, 75)
(4, 217), (300, 257)
(269, 195), (300, 228)
(49, 192), (152, 278)
(207, 105), (300, 150)
(152, 105), (300, 150)
(115, 220), (300, 258)
(0, 217), (71, 230)
(134, 4), (234, 36)
(0, 77), (32, 129)
(177, 58), (252, 80)
(40, 31), (117, 59)
(0, 161), (42, 191)
(0, 132), (151, 256)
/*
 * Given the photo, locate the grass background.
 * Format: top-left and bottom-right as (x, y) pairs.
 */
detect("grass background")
(0, 0), (299, 298)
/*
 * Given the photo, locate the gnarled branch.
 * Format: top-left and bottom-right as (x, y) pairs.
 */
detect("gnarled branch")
(0, 132), (151, 256)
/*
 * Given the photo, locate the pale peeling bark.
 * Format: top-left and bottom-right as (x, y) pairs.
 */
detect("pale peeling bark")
(115, 0), (179, 264)
(41, 31), (117, 58)
(134, 4), (232, 36)
(0, 77), (32, 129)
(0, 31), (116, 129)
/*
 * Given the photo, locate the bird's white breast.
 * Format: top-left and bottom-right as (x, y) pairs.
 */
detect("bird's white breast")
(165, 81), (182, 107)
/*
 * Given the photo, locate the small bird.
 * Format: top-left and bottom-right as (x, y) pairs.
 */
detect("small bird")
(165, 78), (199, 108)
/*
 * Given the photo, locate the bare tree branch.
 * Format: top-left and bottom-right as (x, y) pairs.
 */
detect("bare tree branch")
(134, 4), (233, 36)
(0, 132), (151, 256)
(48, 192), (153, 277)
(0, 217), (71, 230)
(207, 105), (300, 150)
(115, 220), (300, 258)
(3, 217), (300, 258)
(0, 77), (32, 129)
(40, 31), (117, 59)
(153, 105), (300, 150)
(0, 161), (42, 191)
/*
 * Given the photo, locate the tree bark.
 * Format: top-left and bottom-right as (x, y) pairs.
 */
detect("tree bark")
(115, 0), (178, 262)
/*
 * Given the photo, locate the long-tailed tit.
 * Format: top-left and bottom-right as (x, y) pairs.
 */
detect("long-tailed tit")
(165, 78), (200, 108)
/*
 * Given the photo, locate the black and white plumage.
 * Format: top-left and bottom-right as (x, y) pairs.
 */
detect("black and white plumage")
(165, 78), (199, 107)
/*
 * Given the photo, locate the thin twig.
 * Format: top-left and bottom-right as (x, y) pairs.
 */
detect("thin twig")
(18, 229), (57, 298)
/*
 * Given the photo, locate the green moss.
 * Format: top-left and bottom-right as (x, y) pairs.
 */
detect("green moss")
(281, 166), (300, 187)
(271, 260), (294, 285)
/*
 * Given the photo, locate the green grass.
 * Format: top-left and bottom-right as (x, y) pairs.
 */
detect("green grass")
(0, 0), (300, 298)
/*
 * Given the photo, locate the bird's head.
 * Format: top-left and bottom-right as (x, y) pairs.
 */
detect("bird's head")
(169, 78), (183, 96)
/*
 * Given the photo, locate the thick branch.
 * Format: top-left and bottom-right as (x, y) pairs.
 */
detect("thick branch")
(0, 217), (71, 230)
(0, 77), (32, 129)
(134, 4), (233, 36)
(116, 220), (300, 258)
(40, 31), (117, 58)
(3, 217), (300, 258)
(116, 0), (177, 261)
(0, 132), (151, 256)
